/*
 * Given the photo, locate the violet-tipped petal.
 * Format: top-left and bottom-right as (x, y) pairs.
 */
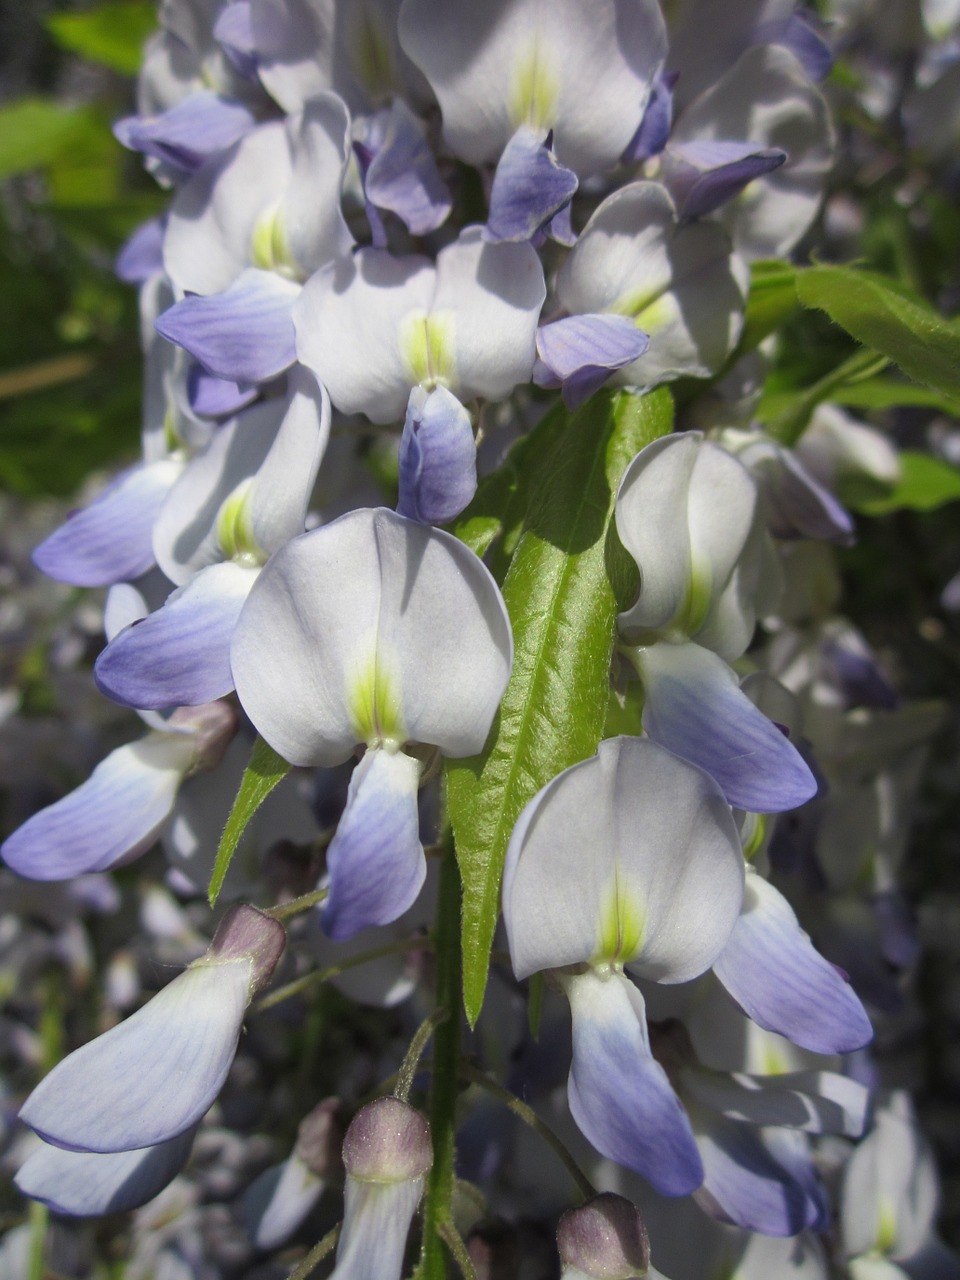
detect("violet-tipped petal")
(396, 385), (477, 525)
(486, 125), (578, 243)
(320, 749), (426, 941)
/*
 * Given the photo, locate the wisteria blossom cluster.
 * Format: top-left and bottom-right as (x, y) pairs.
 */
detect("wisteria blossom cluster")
(4, 0), (960, 1277)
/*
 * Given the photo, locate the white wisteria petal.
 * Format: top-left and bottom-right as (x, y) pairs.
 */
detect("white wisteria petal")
(502, 736), (743, 982)
(164, 96), (351, 295)
(556, 182), (747, 385)
(681, 1068), (868, 1138)
(842, 1093), (940, 1263)
(615, 433), (759, 651)
(671, 45), (835, 261)
(331, 1177), (425, 1280)
(232, 508), (512, 766)
(20, 957), (252, 1152)
(244, 1152), (325, 1250)
(247, 368), (330, 555)
(16, 1128), (197, 1216)
(153, 399), (286, 585)
(430, 229), (545, 402)
(295, 249), (435, 423)
(398, 0), (667, 175)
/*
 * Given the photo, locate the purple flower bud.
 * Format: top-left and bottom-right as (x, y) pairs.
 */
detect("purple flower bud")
(208, 903), (286, 995)
(342, 1097), (433, 1185)
(557, 1194), (650, 1279)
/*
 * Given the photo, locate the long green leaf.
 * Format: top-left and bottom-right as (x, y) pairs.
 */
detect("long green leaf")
(447, 388), (673, 1024)
(46, 2), (156, 75)
(795, 264), (960, 400)
(209, 736), (291, 906)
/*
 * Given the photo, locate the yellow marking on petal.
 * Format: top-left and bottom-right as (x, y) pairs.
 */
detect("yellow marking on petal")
(673, 557), (712, 637)
(595, 871), (645, 966)
(740, 812), (767, 862)
(216, 478), (265, 567)
(399, 309), (456, 390)
(510, 42), (559, 132)
(250, 201), (299, 280)
(347, 648), (406, 750)
(759, 1042), (790, 1076)
(876, 1195), (898, 1255)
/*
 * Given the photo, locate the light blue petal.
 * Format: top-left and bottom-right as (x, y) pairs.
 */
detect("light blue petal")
(33, 460), (181, 587)
(16, 1127), (197, 1216)
(695, 1115), (827, 1236)
(2, 735), (193, 881)
(114, 90), (256, 174)
(243, 1155), (324, 1250)
(665, 141), (786, 221)
(95, 561), (257, 709)
(20, 960), (251, 1152)
(534, 314), (649, 409)
(155, 269), (299, 384)
(564, 971), (703, 1196)
(637, 641), (818, 812)
(188, 365), (259, 418)
(396, 385), (477, 525)
(713, 873), (873, 1054)
(320, 749), (426, 941)
(754, 13), (833, 81)
(115, 216), (166, 284)
(332, 1177), (425, 1280)
(486, 125), (578, 243)
(363, 99), (452, 235)
(622, 70), (678, 162)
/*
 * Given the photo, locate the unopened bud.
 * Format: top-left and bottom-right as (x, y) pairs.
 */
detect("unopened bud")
(295, 1098), (345, 1179)
(207, 904), (286, 994)
(342, 1096), (432, 1184)
(168, 700), (238, 773)
(557, 1193), (650, 1279)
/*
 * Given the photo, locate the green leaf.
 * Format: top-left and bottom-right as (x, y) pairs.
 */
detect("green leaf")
(762, 347), (890, 446)
(855, 451), (960, 515)
(46, 2), (157, 75)
(831, 376), (960, 417)
(0, 99), (104, 181)
(446, 387), (673, 1024)
(795, 264), (960, 401)
(738, 259), (799, 354)
(209, 736), (291, 906)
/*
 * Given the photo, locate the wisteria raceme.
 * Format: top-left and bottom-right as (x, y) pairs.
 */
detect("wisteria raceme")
(3, 0), (960, 1276)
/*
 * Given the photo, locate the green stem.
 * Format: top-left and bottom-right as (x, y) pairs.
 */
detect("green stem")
(459, 1062), (595, 1201)
(767, 348), (890, 446)
(26, 1202), (47, 1280)
(395, 1008), (449, 1104)
(287, 1223), (341, 1279)
(265, 886), (329, 921)
(251, 935), (430, 1014)
(438, 1220), (478, 1280)
(415, 843), (463, 1280)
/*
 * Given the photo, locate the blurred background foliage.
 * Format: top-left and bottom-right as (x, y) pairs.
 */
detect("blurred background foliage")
(0, 0), (160, 498)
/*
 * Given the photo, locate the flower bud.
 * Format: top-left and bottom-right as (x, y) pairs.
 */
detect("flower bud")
(557, 1194), (650, 1279)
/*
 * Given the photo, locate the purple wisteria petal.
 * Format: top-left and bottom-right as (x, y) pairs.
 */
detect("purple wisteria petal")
(320, 748), (425, 941)
(19, 958), (253, 1152)
(564, 971), (703, 1196)
(622, 70), (678, 162)
(534, 314), (649, 409)
(33, 459), (182, 587)
(213, 1), (259, 78)
(695, 1117), (827, 1236)
(1, 734), (194, 881)
(115, 216), (166, 283)
(664, 140), (787, 221)
(114, 90), (257, 175)
(713, 872), (873, 1054)
(396, 385), (477, 525)
(155, 269), (299, 383)
(636, 641), (819, 813)
(187, 365), (259, 417)
(95, 561), (258, 709)
(754, 13), (834, 82)
(362, 98), (452, 235)
(486, 126), (578, 243)
(16, 1127), (197, 1216)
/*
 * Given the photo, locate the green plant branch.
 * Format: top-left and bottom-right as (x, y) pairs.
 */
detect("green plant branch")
(251, 935), (431, 1014)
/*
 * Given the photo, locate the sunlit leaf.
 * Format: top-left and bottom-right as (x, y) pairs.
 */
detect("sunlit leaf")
(46, 2), (157, 75)
(209, 737), (292, 906)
